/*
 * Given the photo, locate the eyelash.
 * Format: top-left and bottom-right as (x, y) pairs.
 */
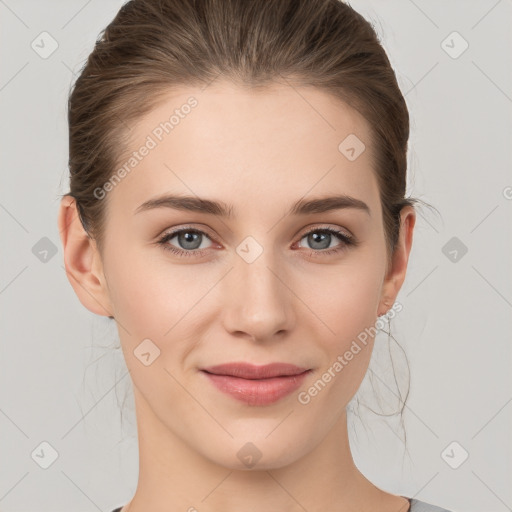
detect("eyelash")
(156, 225), (358, 258)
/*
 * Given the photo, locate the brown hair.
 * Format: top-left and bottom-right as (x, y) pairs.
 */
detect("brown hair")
(66, 0), (421, 260)
(65, 0), (427, 442)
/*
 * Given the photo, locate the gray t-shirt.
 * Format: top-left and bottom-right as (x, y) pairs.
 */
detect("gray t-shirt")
(111, 497), (454, 512)
(410, 498), (453, 512)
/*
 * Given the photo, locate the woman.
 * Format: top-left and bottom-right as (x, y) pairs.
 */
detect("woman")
(58, 0), (453, 511)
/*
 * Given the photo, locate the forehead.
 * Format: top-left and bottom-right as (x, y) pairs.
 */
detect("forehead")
(107, 80), (380, 218)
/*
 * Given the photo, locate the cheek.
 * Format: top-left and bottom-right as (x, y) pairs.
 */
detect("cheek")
(106, 247), (201, 336)
(108, 261), (165, 338)
(300, 274), (379, 414)
(105, 252), (200, 400)
(307, 260), (383, 342)
(104, 247), (221, 382)
(303, 254), (383, 392)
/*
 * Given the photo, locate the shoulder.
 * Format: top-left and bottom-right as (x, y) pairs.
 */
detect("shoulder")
(409, 498), (454, 512)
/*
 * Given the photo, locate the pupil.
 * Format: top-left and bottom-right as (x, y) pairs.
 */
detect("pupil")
(180, 231), (200, 249)
(310, 232), (330, 249)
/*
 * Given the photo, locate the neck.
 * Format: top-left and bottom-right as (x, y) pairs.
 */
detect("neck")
(122, 387), (407, 512)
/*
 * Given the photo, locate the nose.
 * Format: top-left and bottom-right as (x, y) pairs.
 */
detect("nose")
(220, 246), (295, 343)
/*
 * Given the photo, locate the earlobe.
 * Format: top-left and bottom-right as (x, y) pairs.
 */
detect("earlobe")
(377, 206), (416, 317)
(57, 196), (114, 317)
(378, 298), (392, 318)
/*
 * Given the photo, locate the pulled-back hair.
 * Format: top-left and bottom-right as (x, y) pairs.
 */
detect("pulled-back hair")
(66, 0), (420, 263)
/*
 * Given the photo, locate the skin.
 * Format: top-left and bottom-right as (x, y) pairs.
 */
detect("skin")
(58, 80), (415, 512)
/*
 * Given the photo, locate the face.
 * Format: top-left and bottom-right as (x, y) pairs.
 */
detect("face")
(77, 81), (409, 469)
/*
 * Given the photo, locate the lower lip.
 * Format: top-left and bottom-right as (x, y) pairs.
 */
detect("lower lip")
(201, 370), (311, 406)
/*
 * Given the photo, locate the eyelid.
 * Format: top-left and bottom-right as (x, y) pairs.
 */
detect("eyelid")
(158, 223), (353, 241)
(158, 224), (217, 242)
(298, 224), (353, 240)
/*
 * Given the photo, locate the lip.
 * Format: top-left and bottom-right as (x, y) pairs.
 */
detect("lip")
(202, 362), (309, 379)
(200, 362), (311, 406)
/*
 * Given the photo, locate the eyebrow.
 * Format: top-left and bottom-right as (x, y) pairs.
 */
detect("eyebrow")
(134, 193), (371, 218)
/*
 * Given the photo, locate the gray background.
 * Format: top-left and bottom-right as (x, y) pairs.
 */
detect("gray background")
(1, 1), (511, 511)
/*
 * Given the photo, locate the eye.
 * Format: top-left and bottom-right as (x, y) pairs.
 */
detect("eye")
(295, 226), (357, 256)
(157, 227), (214, 257)
(156, 225), (358, 259)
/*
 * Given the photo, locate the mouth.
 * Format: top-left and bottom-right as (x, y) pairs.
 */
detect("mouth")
(200, 362), (311, 406)
(201, 362), (309, 379)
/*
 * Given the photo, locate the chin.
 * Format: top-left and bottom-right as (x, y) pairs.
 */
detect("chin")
(197, 431), (311, 471)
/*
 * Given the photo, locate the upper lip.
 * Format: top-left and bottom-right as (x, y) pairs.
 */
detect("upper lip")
(201, 362), (310, 379)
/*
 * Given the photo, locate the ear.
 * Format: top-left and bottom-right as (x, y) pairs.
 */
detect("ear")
(377, 206), (416, 317)
(57, 195), (114, 317)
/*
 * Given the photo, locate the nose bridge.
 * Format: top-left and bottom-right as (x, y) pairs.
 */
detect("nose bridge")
(221, 238), (294, 340)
